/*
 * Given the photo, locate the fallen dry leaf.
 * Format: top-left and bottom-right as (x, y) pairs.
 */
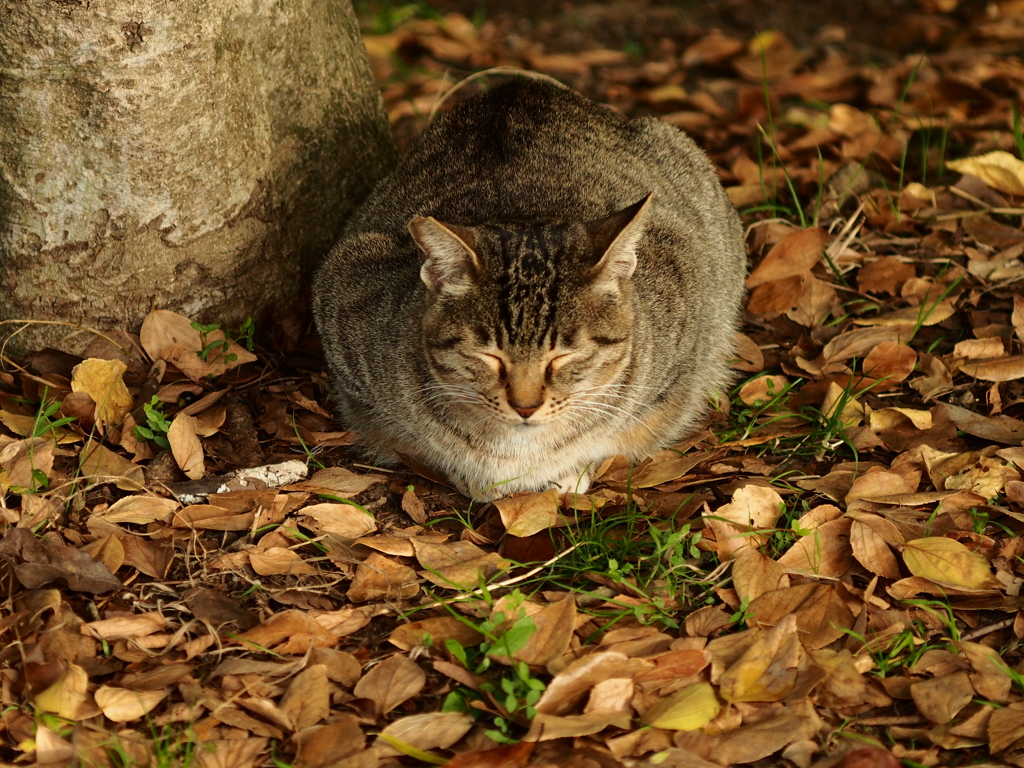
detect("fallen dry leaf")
(902, 537), (1000, 590)
(353, 654), (426, 716)
(168, 412), (205, 480)
(94, 686), (168, 722)
(947, 150), (1024, 196)
(70, 358), (134, 428)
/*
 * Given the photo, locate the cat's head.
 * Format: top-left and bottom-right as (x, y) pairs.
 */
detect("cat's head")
(408, 195), (651, 429)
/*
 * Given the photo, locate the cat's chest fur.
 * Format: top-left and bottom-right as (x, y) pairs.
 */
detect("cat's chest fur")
(313, 78), (747, 501)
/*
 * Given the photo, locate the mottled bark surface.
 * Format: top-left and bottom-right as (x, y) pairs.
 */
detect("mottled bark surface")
(0, 0), (395, 356)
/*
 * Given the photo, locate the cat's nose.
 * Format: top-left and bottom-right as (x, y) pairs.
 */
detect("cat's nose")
(511, 402), (541, 419)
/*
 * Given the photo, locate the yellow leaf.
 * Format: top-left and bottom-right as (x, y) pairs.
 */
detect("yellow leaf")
(947, 150), (1024, 196)
(643, 682), (720, 731)
(70, 358), (134, 428)
(903, 537), (999, 589)
(34, 663), (88, 719)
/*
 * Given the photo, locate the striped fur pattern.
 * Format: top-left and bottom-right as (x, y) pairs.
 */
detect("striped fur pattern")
(313, 79), (747, 500)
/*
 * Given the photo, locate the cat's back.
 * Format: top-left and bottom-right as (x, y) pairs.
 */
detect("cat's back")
(342, 79), (732, 235)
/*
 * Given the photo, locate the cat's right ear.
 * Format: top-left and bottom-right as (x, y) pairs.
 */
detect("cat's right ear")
(409, 216), (482, 295)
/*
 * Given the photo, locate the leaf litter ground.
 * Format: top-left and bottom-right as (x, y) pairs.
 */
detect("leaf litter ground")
(3, 3), (1024, 767)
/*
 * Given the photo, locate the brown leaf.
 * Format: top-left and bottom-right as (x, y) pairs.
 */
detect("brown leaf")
(347, 551), (420, 603)
(120, 536), (174, 579)
(747, 227), (829, 288)
(511, 595), (577, 667)
(959, 356), (1024, 382)
(237, 610), (338, 653)
(776, 517), (853, 577)
(401, 487), (427, 525)
(747, 274), (806, 315)
(98, 495), (178, 524)
(279, 664), (330, 730)
(0, 528), (121, 593)
(94, 686), (167, 722)
(0, 437), (55, 491)
(196, 738), (268, 768)
(167, 413), (204, 480)
(937, 403), (1024, 444)
(413, 539), (510, 590)
(353, 654), (426, 716)
(301, 502), (377, 538)
(713, 708), (818, 765)
(857, 256), (916, 295)
(989, 702), (1024, 753)
(535, 652), (651, 717)
(910, 671), (975, 724)
(849, 514), (902, 579)
(375, 712), (475, 758)
(862, 341), (917, 389)
(249, 547), (318, 577)
(80, 440), (145, 491)
(184, 586), (259, 630)
(293, 715), (365, 768)
(732, 548), (789, 603)
(285, 466), (388, 497)
(81, 534), (125, 574)
(494, 490), (562, 537)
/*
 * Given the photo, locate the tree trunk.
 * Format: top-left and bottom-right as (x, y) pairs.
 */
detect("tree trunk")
(0, 0), (395, 356)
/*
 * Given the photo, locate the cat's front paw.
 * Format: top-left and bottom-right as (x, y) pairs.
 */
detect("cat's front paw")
(553, 471), (591, 497)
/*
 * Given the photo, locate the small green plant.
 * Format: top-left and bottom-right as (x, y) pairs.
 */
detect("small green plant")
(353, 0), (441, 34)
(133, 395), (172, 449)
(191, 321), (234, 363)
(31, 391), (77, 440)
(190, 316), (254, 364)
(441, 591), (546, 744)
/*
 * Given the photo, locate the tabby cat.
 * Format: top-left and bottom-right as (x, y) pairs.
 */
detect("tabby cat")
(313, 78), (746, 500)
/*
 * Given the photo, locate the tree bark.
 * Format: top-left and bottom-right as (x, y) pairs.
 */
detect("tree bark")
(0, 0), (395, 356)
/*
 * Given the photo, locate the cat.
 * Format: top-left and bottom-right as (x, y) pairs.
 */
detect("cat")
(313, 77), (747, 501)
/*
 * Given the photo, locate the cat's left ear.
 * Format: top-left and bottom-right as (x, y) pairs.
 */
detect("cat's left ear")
(409, 216), (482, 295)
(586, 193), (653, 293)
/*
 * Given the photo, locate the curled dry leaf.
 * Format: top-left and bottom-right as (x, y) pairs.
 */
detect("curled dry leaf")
(719, 614), (803, 703)
(94, 686), (168, 722)
(168, 413), (204, 480)
(353, 654), (426, 716)
(946, 150), (1024, 196)
(70, 358), (134, 428)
